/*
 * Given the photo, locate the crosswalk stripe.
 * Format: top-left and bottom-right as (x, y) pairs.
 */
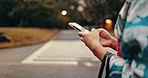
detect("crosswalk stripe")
(21, 40), (98, 65)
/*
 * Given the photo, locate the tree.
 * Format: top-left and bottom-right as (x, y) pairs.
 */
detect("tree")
(85, 0), (125, 27)
(1, 0), (80, 29)
(0, 1), (17, 26)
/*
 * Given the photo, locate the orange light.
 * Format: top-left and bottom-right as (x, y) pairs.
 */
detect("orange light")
(105, 19), (113, 30)
(105, 19), (112, 24)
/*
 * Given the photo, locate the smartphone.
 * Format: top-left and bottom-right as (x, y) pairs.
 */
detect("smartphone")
(68, 22), (89, 32)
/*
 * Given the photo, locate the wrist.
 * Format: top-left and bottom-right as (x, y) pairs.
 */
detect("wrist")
(91, 43), (108, 61)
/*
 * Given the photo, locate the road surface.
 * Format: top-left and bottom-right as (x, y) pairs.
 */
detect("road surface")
(0, 30), (105, 78)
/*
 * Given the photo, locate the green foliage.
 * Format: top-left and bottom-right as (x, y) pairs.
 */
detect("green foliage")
(0, 0), (79, 29)
(9, 2), (57, 28)
(85, 0), (125, 26)
(0, 0), (125, 29)
(0, 1), (16, 26)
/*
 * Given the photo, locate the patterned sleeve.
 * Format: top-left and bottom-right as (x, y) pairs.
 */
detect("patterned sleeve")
(109, 0), (148, 78)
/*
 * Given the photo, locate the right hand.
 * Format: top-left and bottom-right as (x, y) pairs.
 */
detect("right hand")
(97, 28), (117, 49)
(78, 28), (108, 61)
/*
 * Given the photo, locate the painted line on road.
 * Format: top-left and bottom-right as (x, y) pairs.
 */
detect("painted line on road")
(30, 61), (78, 65)
(0, 62), (78, 66)
(21, 40), (54, 63)
(21, 39), (101, 66)
(21, 40), (80, 66)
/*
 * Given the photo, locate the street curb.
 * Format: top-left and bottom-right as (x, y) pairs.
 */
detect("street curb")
(0, 30), (60, 49)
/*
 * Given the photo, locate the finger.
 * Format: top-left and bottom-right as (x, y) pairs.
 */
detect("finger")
(97, 28), (104, 33)
(91, 28), (96, 32)
(97, 28), (107, 36)
(91, 28), (99, 35)
(97, 28), (109, 33)
(91, 28), (97, 34)
(78, 32), (85, 37)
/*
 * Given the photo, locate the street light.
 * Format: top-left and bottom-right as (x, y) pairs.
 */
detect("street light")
(105, 19), (113, 30)
(61, 10), (67, 16)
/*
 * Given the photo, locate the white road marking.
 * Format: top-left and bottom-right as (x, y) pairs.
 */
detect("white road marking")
(22, 39), (116, 65)
(21, 40), (99, 65)
(22, 40), (54, 63)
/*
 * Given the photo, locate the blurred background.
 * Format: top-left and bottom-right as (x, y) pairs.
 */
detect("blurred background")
(0, 0), (124, 29)
(0, 0), (125, 78)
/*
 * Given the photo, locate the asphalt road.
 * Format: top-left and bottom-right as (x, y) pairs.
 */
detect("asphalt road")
(0, 30), (101, 78)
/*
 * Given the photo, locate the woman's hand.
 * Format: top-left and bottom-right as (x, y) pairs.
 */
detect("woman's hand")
(78, 28), (101, 50)
(78, 28), (107, 61)
(97, 28), (117, 50)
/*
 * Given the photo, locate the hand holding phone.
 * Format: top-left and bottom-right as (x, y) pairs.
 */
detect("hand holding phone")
(68, 22), (90, 33)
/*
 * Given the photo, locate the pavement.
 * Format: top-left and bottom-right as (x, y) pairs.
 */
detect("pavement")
(0, 30), (116, 78)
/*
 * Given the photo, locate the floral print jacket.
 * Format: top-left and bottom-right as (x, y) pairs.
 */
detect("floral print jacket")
(103, 0), (148, 78)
